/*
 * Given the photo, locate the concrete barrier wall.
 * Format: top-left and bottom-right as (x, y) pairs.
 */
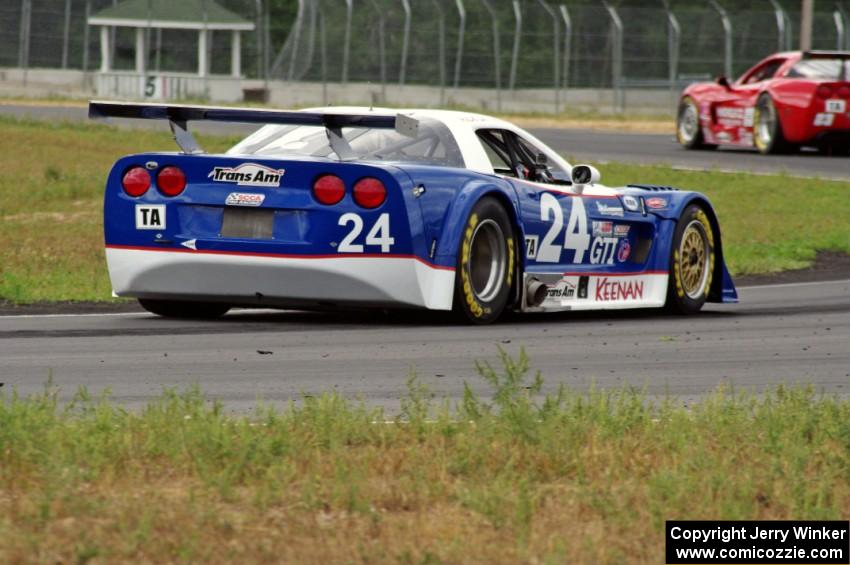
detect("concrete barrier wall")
(0, 67), (678, 115)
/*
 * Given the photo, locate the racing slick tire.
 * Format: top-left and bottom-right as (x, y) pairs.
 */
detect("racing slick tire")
(753, 94), (791, 154)
(454, 197), (517, 324)
(138, 299), (231, 319)
(676, 96), (717, 150)
(666, 204), (716, 315)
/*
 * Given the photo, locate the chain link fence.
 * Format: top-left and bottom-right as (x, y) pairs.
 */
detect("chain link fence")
(3, 1), (850, 108)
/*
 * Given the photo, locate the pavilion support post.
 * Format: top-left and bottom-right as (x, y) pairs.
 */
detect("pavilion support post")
(135, 27), (146, 73)
(100, 26), (111, 72)
(198, 29), (209, 77)
(231, 30), (241, 77)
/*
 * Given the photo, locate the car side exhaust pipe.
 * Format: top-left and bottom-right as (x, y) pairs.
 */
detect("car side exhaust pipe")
(526, 279), (548, 307)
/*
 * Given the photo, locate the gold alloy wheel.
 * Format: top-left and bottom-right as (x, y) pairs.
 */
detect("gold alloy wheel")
(678, 220), (710, 299)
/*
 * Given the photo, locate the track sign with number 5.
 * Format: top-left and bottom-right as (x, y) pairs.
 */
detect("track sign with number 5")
(136, 205), (165, 230)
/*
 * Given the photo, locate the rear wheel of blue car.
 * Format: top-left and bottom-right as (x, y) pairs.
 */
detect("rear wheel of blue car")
(138, 299), (231, 319)
(454, 197), (516, 324)
(667, 204), (715, 315)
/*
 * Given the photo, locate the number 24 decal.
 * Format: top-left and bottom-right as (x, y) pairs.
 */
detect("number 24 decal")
(338, 213), (395, 253)
(537, 193), (590, 263)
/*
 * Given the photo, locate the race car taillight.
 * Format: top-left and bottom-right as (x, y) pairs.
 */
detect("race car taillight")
(353, 177), (386, 208)
(122, 166), (151, 197)
(313, 174), (345, 205)
(156, 166), (187, 197)
(817, 85), (833, 99)
(839, 86), (850, 98)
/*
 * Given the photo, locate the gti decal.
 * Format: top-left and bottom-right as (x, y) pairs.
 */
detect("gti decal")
(589, 237), (619, 265)
(209, 163), (285, 187)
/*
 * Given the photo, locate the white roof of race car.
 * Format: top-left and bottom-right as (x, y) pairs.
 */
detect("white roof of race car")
(301, 106), (574, 177)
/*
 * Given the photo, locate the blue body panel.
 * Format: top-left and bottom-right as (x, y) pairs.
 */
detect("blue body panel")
(105, 153), (432, 263)
(104, 154), (737, 306)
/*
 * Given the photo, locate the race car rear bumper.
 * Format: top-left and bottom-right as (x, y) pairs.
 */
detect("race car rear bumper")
(106, 246), (455, 310)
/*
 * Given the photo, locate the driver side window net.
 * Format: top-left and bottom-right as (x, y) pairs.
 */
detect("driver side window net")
(476, 129), (569, 184)
(476, 130), (516, 177)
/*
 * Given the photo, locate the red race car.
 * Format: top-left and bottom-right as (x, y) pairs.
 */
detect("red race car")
(676, 50), (850, 154)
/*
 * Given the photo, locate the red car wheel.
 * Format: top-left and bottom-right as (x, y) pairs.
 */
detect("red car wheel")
(676, 96), (716, 150)
(753, 95), (792, 154)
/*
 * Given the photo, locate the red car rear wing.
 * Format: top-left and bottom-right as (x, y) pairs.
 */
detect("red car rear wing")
(802, 50), (850, 59)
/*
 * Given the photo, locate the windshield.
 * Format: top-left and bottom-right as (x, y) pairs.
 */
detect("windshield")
(786, 58), (850, 80)
(227, 116), (465, 168)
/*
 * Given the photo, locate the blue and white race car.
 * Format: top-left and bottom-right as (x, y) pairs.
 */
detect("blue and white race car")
(91, 101), (737, 324)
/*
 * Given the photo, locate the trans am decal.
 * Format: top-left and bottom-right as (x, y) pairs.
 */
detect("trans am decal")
(209, 163), (285, 187)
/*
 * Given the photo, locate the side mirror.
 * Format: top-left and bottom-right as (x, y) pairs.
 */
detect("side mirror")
(570, 165), (600, 190)
(716, 75), (732, 90)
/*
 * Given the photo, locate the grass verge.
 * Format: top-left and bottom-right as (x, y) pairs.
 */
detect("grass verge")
(1, 116), (848, 303)
(0, 117), (237, 303)
(1, 349), (848, 563)
(590, 163), (850, 275)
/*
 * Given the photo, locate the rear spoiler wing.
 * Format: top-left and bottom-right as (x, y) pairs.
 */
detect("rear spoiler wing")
(88, 100), (419, 158)
(802, 50), (850, 59)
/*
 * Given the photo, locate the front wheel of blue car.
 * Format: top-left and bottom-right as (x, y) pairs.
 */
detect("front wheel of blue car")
(667, 204), (716, 315)
(138, 299), (231, 319)
(454, 197), (517, 324)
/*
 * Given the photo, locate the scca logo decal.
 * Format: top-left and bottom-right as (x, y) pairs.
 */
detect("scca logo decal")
(225, 192), (265, 207)
(209, 163), (285, 187)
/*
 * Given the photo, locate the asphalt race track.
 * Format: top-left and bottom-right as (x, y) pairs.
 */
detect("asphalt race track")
(2, 280), (848, 411)
(2, 103), (849, 180)
(529, 128), (850, 181)
(3, 103), (849, 411)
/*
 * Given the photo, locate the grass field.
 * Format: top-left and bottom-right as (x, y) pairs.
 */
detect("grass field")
(1, 116), (848, 303)
(1, 350), (848, 563)
(0, 118), (237, 303)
